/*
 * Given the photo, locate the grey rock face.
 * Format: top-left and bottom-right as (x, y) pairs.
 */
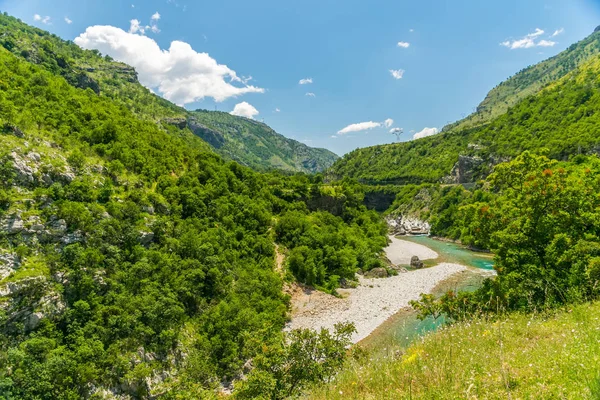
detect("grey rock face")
(10, 151), (36, 186)
(444, 155), (484, 184)
(162, 117), (187, 130)
(139, 232), (154, 246)
(0, 252), (20, 280)
(61, 230), (84, 245)
(186, 118), (226, 149)
(387, 215), (430, 235)
(1, 213), (24, 235)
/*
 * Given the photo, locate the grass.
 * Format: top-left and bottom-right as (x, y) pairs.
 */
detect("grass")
(307, 301), (600, 399)
(2, 255), (49, 284)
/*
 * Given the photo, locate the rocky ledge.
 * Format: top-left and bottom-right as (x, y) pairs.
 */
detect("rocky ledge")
(387, 215), (430, 235)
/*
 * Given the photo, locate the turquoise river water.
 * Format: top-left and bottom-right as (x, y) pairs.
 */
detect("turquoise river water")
(361, 235), (495, 352)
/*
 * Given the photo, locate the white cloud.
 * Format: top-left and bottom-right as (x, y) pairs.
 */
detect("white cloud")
(551, 28), (564, 37)
(299, 77), (313, 85)
(65, 16), (72, 24)
(413, 127), (439, 140)
(75, 25), (265, 105)
(384, 118), (394, 128)
(537, 39), (556, 47)
(34, 14), (51, 24)
(151, 12), (161, 20)
(409, 28), (414, 33)
(390, 69), (405, 80)
(231, 102), (259, 119)
(529, 28), (545, 38)
(389, 127), (403, 134)
(338, 121), (381, 135)
(129, 19), (145, 34)
(397, 41), (410, 48)
(305, 92), (316, 97)
(500, 28), (556, 50)
(275, 108), (281, 112)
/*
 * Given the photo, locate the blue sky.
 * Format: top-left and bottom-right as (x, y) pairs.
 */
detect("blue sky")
(2, 0), (600, 155)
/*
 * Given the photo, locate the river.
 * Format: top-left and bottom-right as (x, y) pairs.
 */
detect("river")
(360, 235), (495, 353)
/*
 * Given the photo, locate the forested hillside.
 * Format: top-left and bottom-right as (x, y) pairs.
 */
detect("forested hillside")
(0, 13), (337, 173)
(0, 22), (386, 397)
(450, 26), (600, 131)
(185, 110), (338, 173)
(330, 27), (600, 185)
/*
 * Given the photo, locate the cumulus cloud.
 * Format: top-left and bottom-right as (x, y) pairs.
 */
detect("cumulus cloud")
(413, 127), (439, 140)
(299, 78), (313, 85)
(34, 14), (51, 24)
(389, 127), (403, 134)
(338, 121), (381, 135)
(551, 28), (564, 37)
(65, 16), (72, 24)
(397, 41), (410, 48)
(275, 108), (281, 112)
(389, 69), (405, 80)
(384, 118), (394, 128)
(305, 92), (316, 97)
(231, 102), (259, 119)
(75, 25), (264, 105)
(500, 28), (557, 49)
(151, 12), (161, 20)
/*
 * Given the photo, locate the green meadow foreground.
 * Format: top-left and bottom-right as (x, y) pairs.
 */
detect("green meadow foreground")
(309, 302), (600, 399)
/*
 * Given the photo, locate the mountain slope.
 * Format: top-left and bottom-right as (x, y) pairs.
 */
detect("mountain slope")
(0, 34), (385, 397)
(185, 110), (338, 172)
(448, 26), (600, 131)
(330, 28), (600, 185)
(0, 13), (337, 173)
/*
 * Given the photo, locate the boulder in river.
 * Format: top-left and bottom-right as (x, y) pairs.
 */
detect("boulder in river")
(410, 256), (424, 269)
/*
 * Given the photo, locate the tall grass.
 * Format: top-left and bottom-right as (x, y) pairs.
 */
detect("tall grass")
(307, 302), (600, 399)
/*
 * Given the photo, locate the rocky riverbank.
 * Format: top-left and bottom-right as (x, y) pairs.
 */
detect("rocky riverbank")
(286, 237), (468, 343)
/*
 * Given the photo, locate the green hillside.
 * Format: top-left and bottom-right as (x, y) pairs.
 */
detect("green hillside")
(0, 13), (337, 173)
(0, 17), (385, 397)
(448, 26), (600, 131)
(185, 110), (338, 173)
(330, 32), (600, 185)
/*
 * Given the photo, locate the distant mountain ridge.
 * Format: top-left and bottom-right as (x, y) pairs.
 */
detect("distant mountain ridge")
(0, 13), (337, 173)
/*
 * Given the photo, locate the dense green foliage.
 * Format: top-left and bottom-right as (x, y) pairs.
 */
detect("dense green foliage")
(275, 184), (388, 290)
(330, 31), (600, 185)
(410, 152), (600, 319)
(0, 23), (386, 398)
(0, 12), (337, 174)
(236, 323), (355, 400)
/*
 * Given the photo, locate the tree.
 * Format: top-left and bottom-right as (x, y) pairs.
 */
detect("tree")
(235, 323), (356, 400)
